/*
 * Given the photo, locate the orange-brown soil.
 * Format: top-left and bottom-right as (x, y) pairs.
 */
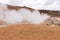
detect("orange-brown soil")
(0, 24), (60, 40)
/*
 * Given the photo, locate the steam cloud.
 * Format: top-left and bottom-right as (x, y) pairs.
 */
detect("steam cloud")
(0, 3), (50, 24)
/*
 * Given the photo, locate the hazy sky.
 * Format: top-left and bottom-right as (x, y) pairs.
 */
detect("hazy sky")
(0, 0), (60, 11)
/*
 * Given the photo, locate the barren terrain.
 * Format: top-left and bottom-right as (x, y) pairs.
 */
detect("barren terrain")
(0, 24), (60, 40)
(0, 3), (60, 40)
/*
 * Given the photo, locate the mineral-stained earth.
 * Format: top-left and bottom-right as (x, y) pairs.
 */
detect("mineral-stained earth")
(0, 24), (60, 40)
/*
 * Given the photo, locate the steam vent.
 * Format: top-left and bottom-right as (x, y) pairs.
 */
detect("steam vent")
(0, 3), (60, 40)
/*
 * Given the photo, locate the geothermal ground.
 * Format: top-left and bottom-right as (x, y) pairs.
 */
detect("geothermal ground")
(0, 3), (60, 40)
(0, 24), (60, 40)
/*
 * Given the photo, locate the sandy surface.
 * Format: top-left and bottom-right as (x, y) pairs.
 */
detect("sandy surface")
(0, 24), (60, 40)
